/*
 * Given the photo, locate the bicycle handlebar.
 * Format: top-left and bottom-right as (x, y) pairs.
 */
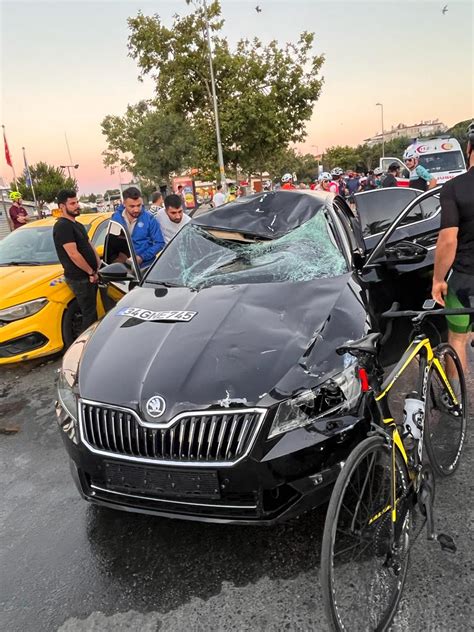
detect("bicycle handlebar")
(382, 303), (474, 324)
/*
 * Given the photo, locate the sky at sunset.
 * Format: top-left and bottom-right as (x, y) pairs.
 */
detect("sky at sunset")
(1, 0), (472, 193)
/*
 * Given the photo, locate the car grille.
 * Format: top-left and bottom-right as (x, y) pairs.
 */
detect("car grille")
(79, 401), (264, 465)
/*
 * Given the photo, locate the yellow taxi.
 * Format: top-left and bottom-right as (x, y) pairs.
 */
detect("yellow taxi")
(0, 212), (119, 364)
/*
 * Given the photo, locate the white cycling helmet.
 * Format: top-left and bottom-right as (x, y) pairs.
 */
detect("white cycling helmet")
(374, 167), (383, 176)
(281, 173), (293, 183)
(318, 172), (332, 182)
(331, 167), (343, 177)
(403, 145), (419, 161)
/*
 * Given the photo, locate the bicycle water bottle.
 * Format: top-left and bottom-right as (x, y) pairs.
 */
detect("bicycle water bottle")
(403, 392), (424, 442)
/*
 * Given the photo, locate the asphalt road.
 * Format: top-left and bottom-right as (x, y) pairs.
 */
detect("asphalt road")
(1, 351), (473, 632)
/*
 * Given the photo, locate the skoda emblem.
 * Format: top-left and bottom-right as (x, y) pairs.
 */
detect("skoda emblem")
(146, 395), (166, 418)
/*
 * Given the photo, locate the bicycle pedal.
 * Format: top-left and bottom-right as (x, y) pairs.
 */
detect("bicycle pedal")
(437, 533), (456, 553)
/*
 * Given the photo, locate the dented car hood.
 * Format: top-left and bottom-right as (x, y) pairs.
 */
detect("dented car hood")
(194, 190), (329, 239)
(78, 274), (367, 421)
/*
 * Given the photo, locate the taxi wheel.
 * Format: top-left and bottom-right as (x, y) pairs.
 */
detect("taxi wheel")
(62, 300), (83, 349)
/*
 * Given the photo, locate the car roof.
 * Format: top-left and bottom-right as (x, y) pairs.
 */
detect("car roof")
(193, 190), (331, 239)
(19, 212), (111, 229)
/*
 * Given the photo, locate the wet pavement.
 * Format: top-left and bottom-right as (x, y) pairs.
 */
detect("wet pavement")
(1, 352), (473, 632)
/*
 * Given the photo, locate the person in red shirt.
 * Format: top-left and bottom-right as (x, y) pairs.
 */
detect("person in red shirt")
(281, 173), (296, 190)
(8, 191), (29, 230)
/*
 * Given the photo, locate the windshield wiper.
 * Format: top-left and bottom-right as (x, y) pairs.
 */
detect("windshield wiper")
(145, 280), (182, 288)
(0, 261), (44, 266)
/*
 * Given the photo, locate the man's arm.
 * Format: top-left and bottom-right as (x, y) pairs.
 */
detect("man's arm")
(139, 217), (165, 262)
(427, 176), (438, 190)
(432, 227), (458, 306)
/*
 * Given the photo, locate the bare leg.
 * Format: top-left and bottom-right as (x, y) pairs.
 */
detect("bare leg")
(447, 330), (470, 374)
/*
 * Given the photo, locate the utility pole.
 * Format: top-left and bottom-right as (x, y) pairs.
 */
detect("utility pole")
(203, 0), (227, 192)
(376, 103), (385, 158)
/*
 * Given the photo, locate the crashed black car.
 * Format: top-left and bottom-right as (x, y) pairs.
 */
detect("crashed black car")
(56, 187), (441, 524)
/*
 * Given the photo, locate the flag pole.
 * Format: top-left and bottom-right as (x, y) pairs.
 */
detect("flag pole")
(22, 146), (39, 217)
(2, 124), (18, 190)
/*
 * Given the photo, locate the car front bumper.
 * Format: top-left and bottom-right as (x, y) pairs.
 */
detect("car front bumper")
(57, 402), (367, 525)
(0, 300), (64, 364)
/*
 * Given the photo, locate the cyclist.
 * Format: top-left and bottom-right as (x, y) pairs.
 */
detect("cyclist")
(281, 173), (296, 190)
(374, 166), (384, 187)
(432, 121), (474, 371)
(8, 191), (29, 230)
(403, 145), (437, 191)
(331, 167), (347, 196)
(317, 172), (338, 194)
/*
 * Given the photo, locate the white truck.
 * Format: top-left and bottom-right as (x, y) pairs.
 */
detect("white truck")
(379, 136), (466, 186)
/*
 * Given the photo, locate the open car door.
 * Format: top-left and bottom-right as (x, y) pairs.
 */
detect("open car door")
(98, 220), (142, 309)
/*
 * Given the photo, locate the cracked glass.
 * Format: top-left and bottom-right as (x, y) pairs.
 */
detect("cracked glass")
(145, 211), (348, 289)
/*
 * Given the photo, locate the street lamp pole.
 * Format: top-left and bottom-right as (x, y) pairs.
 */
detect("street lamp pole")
(203, 0), (227, 192)
(376, 102), (384, 158)
(60, 164), (79, 182)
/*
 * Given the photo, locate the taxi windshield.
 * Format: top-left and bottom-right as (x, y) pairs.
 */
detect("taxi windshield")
(144, 211), (348, 289)
(0, 226), (59, 265)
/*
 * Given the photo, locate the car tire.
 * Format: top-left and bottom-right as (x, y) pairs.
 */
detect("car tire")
(62, 299), (83, 350)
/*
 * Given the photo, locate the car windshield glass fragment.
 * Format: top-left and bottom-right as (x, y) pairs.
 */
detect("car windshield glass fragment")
(145, 211), (348, 289)
(0, 226), (59, 265)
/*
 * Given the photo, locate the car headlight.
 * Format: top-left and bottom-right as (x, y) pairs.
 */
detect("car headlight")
(268, 365), (362, 439)
(0, 298), (48, 322)
(57, 368), (78, 422)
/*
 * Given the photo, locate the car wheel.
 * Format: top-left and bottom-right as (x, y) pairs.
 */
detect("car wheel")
(62, 299), (83, 349)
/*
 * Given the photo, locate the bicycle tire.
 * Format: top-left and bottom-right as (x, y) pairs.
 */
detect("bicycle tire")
(424, 343), (467, 476)
(321, 435), (412, 632)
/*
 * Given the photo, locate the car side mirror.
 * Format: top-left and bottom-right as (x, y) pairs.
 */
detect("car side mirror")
(384, 240), (428, 266)
(99, 262), (136, 282)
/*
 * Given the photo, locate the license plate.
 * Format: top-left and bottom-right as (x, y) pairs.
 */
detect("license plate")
(103, 461), (221, 499)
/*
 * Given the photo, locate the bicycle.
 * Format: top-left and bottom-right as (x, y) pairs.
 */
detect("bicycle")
(320, 304), (474, 632)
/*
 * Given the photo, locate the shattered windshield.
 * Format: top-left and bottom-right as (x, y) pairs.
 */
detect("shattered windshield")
(145, 211), (348, 289)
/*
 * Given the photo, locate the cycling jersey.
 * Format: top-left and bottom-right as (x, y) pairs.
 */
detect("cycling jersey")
(409, 164), (433, 191)
(439, 167), (474, 275)
(281, 182), (296, 190)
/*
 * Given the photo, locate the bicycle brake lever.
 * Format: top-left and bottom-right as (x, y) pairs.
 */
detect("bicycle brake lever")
(437, 533), (457, 554)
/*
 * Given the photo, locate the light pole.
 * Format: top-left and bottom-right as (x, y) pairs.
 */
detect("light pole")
(376, 102), (385, 158)
(60, 164), (79, 181)
(203, 0), (227, 192)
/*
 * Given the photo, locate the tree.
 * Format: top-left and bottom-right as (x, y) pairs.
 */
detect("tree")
(103, 1), (324, 180)
(14, 162), (75, 207)
(445, 119), (470, 148)
(88, 193), (97, 203)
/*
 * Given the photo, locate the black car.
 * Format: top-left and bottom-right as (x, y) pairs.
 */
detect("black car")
(56, 187), (441, 524)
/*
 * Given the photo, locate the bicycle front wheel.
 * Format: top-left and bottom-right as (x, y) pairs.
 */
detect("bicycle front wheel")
(321, 435), (412, 632)
(424, 343), (467, 476)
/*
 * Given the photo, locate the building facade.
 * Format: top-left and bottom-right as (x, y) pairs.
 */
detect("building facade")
(364, 120), (447, 147)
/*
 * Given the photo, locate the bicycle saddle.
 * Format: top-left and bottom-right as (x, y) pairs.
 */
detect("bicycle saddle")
(336, 332), (382, 356)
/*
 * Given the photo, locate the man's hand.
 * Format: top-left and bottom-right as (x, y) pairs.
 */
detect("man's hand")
(88, 272), (99, 284)
(136, 255), (143, 265)
(432, 280), (448, 306)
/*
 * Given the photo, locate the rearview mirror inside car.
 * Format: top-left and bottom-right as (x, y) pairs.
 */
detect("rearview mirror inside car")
(385, 241), (428, 266)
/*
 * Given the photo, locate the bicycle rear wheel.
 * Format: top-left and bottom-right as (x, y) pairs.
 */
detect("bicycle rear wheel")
(321, 435), (412, 632)
(424, 343), (467, 476)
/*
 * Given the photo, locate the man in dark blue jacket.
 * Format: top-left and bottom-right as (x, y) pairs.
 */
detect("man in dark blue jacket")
(112, 187), (164, 268)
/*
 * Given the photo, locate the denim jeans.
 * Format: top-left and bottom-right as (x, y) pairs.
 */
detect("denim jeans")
(65, 277), (98, 332)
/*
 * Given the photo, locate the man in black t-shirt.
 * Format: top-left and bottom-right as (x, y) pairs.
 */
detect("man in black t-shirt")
(432, 122), (474, 370)
(381, 163), (400, 188)
(53, 189), (101, 334)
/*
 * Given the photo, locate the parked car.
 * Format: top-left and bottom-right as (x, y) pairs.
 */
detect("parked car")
(0, 213), (123, 364)
(56, 187), (441, 524)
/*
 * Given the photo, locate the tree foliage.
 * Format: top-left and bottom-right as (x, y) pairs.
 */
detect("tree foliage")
(322, 136), (411, 172)
(445, 119), (470, 149)
(102, 1), (324, 181)
(14, 162), (76, 206)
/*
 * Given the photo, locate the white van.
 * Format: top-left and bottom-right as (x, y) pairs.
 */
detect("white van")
(380, 137), (466, 186)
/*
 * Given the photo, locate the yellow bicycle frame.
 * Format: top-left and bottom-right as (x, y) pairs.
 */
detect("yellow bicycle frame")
(368, 336), (456, 523)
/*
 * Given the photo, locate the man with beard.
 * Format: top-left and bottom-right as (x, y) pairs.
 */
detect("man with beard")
(53, 189), (101, 332)
(156, 193), (191, 244)
(111, 186), (164, 267)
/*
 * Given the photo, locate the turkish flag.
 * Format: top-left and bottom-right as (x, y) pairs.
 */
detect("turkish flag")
(3, 129), (12, 167)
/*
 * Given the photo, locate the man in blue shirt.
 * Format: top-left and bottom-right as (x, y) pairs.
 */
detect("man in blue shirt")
(403, 146), (437, 191)
(112, 187), (164, 268)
